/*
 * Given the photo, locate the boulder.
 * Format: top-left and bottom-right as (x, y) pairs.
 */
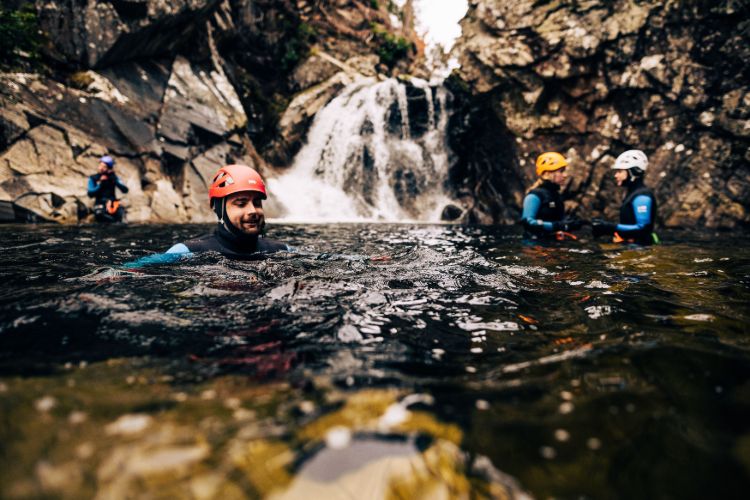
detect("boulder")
(37, 0), (221, 67)
(451, 0), (750, 227)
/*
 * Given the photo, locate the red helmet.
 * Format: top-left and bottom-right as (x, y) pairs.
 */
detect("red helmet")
(208, 164), (267, 206)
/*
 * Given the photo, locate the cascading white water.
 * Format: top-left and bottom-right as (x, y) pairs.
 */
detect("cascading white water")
(268, 77), (456, 222)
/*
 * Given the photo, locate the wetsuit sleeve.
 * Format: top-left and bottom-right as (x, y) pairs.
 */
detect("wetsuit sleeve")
(119, 244), (192, 269)
(166, 243), (190, 254)
(114, 175), (129, 194)
(616, 195), (652, 233)
(521, 194), (554, 231)
(87, 175), (101, 197)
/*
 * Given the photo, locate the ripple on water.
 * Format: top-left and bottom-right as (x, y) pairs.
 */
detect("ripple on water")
(0, 225), (749, 498)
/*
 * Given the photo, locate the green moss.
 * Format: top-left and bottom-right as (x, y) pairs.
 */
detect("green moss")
(279, 21), (317, 73)
(0, 4), (42, 70)
(371, 22), (414, 68)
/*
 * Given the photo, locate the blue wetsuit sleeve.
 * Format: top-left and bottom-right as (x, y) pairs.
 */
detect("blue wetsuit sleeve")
(616, 195), (652, 233)
(120, 244), (192, 269)
(522, 194), (554, 231)
(121, 253), (185, 269)
(114, 175), (129, 194)
(87, 176), (100, 196)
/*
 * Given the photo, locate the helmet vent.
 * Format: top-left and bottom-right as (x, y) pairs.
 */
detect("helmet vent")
(214, 174), (234, 189)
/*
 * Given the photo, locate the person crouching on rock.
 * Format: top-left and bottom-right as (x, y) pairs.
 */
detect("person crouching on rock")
(521, 151), (584, 240)
(87, 155), (129, 222)
(164, 164), (290, 259)
(591, 150), (659, 245)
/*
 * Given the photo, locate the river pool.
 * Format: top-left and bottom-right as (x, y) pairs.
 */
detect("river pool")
(1, 223), (749, 498)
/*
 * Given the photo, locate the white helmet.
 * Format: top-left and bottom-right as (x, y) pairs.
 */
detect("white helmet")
(613, 150), (648, 171)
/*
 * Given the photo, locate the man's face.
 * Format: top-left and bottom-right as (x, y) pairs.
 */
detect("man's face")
(98, 162), (111, 174)
(225, 191), (264, 236)
(614, 169), (628, 186)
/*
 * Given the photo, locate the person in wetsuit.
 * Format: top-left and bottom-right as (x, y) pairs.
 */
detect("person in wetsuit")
(591, 150), (658, 245)
(164, 164), (290, 259)
(87, 155), (129, 222)
(521, 151), (583, 240)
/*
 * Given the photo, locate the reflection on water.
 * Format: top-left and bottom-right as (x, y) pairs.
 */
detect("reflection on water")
(1, 223), (749, 498)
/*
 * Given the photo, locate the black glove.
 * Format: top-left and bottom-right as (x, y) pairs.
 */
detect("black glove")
(591, 218), (617, 237)
(551, 217), (584, 232)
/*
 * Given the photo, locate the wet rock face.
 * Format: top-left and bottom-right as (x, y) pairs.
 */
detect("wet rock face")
(453, 0), (750, 228)
(37, 0), (221, 68)
(0, 56), (260, 223)
(0, 0), (419, 223)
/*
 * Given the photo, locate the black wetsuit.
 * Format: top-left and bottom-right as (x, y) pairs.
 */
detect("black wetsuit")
(88, 173), (129, 222)
(181, 227), (289, 260)
(521, 180), (565, 238)
(87, 173), (128, 203)
(618, 179), (658, 245)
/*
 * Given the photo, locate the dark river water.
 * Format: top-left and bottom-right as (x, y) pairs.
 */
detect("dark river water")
(1, 223), (749, 499)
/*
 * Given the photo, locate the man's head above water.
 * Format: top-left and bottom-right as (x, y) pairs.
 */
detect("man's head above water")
(209, 164), (268, 237)
(224, 191), (264, 236)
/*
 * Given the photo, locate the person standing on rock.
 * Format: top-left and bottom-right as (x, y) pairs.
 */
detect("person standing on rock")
(87, 155), (129, 222)
(591, 150), (659, 245)
(521, 152), (583, 240)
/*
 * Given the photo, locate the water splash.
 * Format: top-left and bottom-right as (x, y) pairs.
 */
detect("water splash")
(269, 78), (457, 222)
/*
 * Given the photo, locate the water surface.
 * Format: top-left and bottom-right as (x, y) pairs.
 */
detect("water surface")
(1, 224), (749, 498)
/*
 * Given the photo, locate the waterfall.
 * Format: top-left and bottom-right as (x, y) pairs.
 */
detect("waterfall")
(268, 77), (457, 222)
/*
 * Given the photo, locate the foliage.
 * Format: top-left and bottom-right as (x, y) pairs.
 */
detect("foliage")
(0, 4), (41, 70)
(280, 21), (317, 73)
(370, 0), (379, 9)
(371, 23), (413, 68)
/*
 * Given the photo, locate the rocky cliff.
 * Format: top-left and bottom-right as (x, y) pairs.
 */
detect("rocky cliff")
(0, 0), (420, 223)
(451, 0), (750, 227)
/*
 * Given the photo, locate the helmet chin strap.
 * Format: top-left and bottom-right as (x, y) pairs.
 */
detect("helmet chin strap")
(214, 198), (232, 233)
(219, 198), (228, 230)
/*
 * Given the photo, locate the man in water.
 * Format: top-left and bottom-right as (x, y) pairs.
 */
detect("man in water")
(87, 155), (129, 222)
(591, 150), (659, 245)
(166, 164), (289, 257)
(124, 164), (289, 268)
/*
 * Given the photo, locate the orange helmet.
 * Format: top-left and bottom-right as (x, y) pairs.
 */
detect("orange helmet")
(208, 164), (267, 206)
(535, 152), (568, 176)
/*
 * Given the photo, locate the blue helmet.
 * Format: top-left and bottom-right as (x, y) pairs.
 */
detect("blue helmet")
(100, 155), (115, 168)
